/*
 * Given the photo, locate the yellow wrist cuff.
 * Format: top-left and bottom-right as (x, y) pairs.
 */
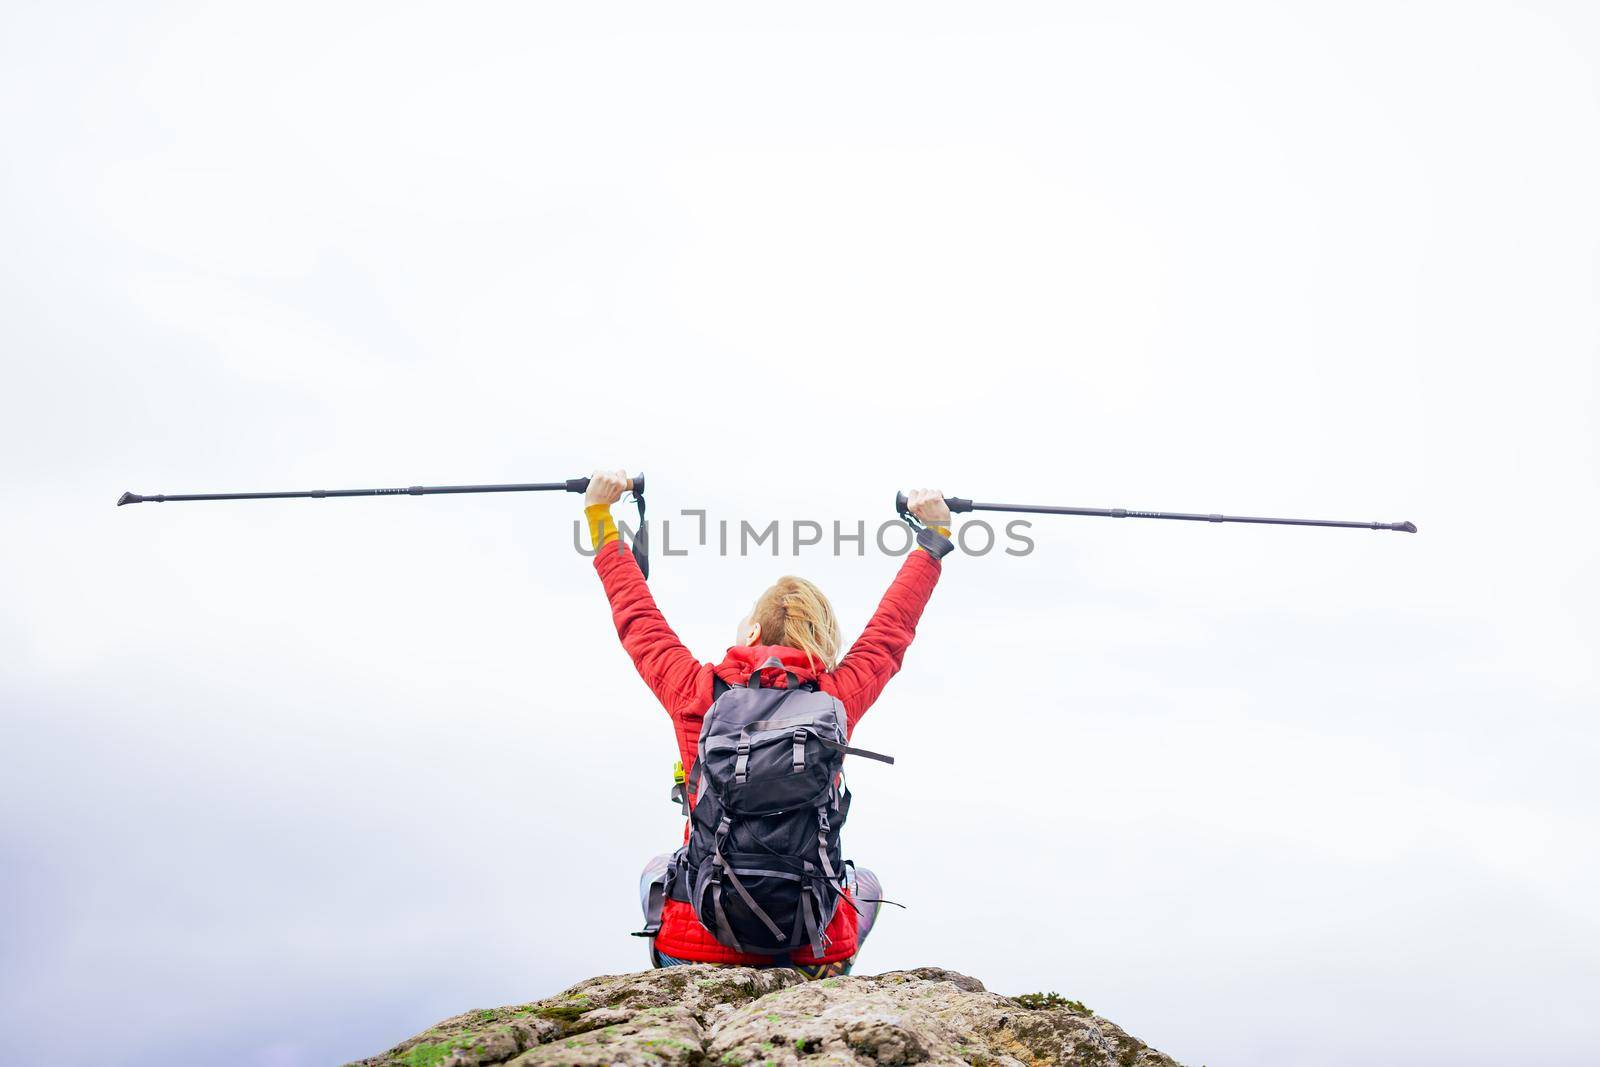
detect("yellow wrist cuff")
(585, 503), (620, 550)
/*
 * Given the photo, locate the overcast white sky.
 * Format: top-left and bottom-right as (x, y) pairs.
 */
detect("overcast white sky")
(2, 3), (1597, 1065)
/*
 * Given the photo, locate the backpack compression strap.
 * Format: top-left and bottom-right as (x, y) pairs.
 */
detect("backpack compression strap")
(710, 816), (787, 948)
(813, 735), (895, 765)
(732, 716), (896, 770)
(801, 868), (826, 958)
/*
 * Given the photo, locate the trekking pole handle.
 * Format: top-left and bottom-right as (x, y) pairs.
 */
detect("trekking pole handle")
(566, 474), (646, 497)
(895, 491), (973, 519)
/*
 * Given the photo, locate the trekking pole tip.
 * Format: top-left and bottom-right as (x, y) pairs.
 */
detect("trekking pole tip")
(1396, 521), (1418, 533)
(117, 491), (141, 506)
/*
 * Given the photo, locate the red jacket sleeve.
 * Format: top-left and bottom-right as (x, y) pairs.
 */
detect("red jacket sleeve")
(826, 548), (943, 732)
(593, 541), (711, 719)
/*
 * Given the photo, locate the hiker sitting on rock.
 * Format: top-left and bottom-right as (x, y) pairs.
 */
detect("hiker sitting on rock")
(580, 469), (954, 978)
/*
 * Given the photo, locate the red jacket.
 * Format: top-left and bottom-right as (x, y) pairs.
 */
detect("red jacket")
(593, 539), (943, 964)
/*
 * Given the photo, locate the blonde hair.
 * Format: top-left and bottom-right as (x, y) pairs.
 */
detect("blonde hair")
(753, 576), (840, 672)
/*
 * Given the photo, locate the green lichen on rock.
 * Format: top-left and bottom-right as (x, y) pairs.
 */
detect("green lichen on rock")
(349, 965), (1182, 1066)
(533, 994), (592, 1024)
(396, 1042), (455, 1067)
(1015, 990), (1092, 1014)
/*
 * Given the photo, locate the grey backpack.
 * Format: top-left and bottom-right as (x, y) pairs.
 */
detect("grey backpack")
(640, 657), (893, 957)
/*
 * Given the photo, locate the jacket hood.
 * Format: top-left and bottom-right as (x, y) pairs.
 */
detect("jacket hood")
(712, 644), (824, 688)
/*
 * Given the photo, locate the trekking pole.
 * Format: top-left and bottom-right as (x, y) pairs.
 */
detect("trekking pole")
(116, 475), (642, 506)
(895, 491), (1416, 534)
(118, 474), (652, 575)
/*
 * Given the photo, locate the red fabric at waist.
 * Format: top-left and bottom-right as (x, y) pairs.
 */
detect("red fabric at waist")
(651, 894), (859, 965)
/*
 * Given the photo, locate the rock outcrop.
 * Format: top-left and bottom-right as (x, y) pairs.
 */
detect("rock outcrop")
(348, 966), (1181, 1066)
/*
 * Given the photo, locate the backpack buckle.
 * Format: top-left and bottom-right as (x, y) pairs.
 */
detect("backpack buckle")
(792, 729), (807, 773)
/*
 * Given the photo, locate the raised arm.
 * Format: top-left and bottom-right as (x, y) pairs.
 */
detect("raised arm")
(828, 489), (955, 731)
(585, 469), (708, 717)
